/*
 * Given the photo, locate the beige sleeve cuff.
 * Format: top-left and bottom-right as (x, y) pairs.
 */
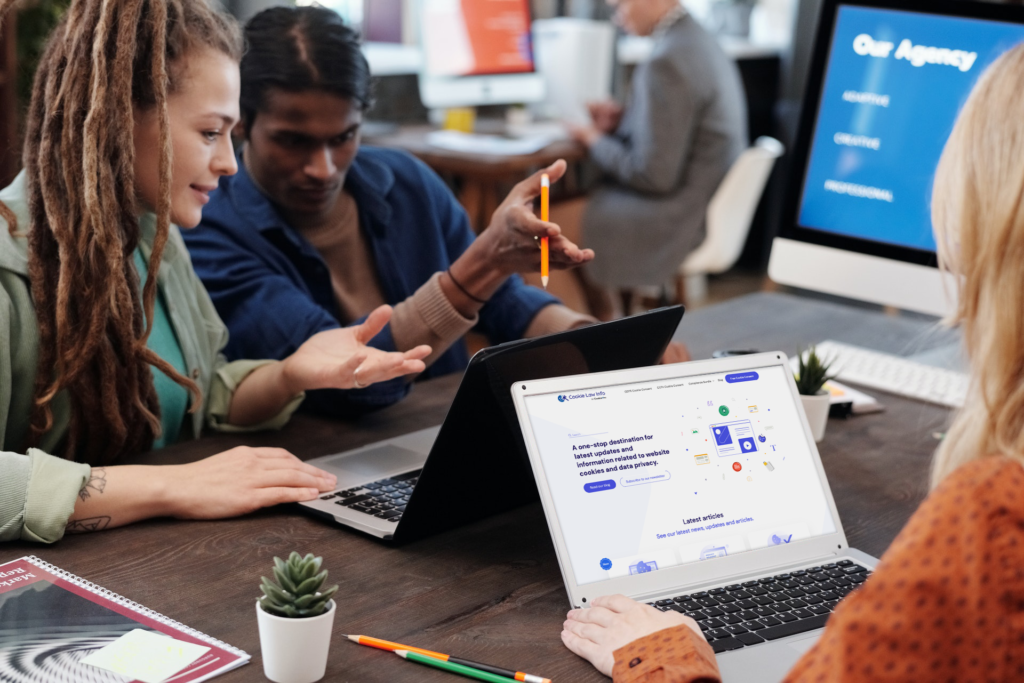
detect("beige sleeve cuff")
(207, 359), (305, 432)
(524, 304), (596, 338)
(390, 272), (478, 367)
(16, 449), (90, 543)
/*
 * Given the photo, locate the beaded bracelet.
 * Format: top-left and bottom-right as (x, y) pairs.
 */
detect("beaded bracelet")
(446, 268), (488, 304)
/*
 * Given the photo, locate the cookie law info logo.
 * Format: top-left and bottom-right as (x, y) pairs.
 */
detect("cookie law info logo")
(557, 391), (605, 402)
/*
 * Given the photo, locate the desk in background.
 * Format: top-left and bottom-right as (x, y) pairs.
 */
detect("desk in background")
(0, 292), (952, 682)
(363, 123), (587, 233)
(363, 38), (781, 262)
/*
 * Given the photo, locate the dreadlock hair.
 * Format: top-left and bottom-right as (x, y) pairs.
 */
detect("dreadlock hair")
(0, 0), (241, 464)
(239, 5), (373, 136)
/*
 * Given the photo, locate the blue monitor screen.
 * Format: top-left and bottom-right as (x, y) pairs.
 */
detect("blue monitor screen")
(798, 6), (1024, 253)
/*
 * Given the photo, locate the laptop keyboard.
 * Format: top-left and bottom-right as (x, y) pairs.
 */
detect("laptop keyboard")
(318, 470), (421, 523)
(647, 560), (872, 654)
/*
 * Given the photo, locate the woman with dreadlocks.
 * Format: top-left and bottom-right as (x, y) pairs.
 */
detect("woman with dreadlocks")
(0, 0), (430, 543)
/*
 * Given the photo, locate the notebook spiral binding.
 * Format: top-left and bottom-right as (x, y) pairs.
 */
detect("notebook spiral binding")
(25, 555), (248, 659)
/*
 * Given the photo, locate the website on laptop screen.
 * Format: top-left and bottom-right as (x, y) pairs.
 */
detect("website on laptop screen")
(524, 365), (838, 586)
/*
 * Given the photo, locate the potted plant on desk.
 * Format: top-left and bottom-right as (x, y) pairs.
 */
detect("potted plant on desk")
(796, 346), (835, 443)
(256, 552), (339, 683)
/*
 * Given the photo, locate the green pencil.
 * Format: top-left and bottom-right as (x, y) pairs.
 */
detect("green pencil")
(394, 649), (515, 683)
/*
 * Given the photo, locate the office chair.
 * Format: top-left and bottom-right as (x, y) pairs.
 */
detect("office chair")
(675, 135), (784, 304)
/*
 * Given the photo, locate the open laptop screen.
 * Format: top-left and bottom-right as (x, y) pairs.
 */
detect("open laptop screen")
(523, 364), (838, 587)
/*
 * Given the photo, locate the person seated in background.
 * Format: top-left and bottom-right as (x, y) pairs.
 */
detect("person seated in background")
(182, 6), (599, 418)
(561, 45), (1024, 682)
(0, 0), (428, 544)
(569, 0), (747, 319)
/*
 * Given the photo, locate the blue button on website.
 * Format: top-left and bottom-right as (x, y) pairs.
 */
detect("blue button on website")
(600, 558), (612, 570)
(725, 372), (759, 383)
(584, 480), (616, 493)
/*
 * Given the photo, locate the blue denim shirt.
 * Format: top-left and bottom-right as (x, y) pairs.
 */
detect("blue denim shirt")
(183, 146), (559, 415)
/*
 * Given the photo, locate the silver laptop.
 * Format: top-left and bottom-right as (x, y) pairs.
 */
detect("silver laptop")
(510, 352), (878, 682)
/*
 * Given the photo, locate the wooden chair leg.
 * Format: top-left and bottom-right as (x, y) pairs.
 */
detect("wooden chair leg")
(619, 289), (634, 317)
(674, 274), (687, 306)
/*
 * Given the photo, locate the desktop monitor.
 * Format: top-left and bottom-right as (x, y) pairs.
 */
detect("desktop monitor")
(417, 0), (545, 109)
(768, 0), (1024, 316)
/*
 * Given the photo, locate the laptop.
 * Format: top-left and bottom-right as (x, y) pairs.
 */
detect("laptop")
(510, 352), (879, 681)
(300, 306), (684, 543)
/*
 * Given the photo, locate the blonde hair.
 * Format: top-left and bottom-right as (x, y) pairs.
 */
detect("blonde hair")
(931, 43), (1024, 487)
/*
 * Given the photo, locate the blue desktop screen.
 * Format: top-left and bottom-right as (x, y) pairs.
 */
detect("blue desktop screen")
(798, 6), (1024, 252)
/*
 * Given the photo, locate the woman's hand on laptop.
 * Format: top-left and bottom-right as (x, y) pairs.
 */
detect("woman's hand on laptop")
(562, 594), (704, 676)
(65, 448), (337, 533)
(166, 447), (337, 518)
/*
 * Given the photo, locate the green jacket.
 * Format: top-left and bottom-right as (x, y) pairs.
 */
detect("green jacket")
(0, 172), (303, 544)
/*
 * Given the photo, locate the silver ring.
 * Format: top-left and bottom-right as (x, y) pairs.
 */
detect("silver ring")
(353, 372), (366, 390)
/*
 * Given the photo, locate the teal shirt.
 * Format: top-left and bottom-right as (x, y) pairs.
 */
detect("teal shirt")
(134, 251), (188, 449)
(0, 171), (306, 544)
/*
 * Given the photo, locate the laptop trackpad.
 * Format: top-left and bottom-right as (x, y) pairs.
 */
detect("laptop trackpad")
(718, 631), (821, 682)
(323, 445), (426, 484)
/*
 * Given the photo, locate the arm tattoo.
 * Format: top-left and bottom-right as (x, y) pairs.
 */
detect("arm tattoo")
(78, 467), (107, 501)
(65, 516), (111, 534)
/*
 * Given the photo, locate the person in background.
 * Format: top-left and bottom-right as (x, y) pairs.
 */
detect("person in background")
(561, 44), (1024, 682)
(569, 0), (747, 319)
(0, 0), (428, 544)
(182, 6), (607, 418)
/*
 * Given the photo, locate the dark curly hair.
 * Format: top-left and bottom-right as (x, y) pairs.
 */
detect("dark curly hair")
(240, 5), (373, 135)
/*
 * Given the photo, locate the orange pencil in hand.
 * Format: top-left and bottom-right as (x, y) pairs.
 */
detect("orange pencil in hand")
(540, 173), (550, 289)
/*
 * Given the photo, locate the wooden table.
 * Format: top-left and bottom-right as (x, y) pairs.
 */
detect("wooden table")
(0, 292), (955, 682)
(363, 123), (587, 233)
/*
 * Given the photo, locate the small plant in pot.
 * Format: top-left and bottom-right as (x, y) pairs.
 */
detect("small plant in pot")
(795, 346), (835, 443)
(256, 552), (339, 683)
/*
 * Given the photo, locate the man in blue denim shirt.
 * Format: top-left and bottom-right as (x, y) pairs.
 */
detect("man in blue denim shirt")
(183, 7), (595, 416)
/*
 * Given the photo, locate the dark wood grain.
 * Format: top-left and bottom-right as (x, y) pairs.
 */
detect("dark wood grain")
(0, 292), (952, 682)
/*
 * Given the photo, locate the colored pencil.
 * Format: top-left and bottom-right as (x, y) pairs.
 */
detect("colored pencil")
(344, 635), (552, 683)
(540, 173), (550, 289)
(344, 634), (447, 660)
(395, 650), (517, 683)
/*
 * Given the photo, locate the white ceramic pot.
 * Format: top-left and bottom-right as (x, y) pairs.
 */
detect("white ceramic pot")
(256, 600), (336, 683)
(800, 391), (830, 443)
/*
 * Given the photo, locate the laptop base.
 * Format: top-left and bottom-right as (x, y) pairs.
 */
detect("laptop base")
(647, 548), (878, 683)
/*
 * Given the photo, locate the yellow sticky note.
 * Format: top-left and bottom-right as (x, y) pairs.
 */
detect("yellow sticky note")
(82, 629), (210, 683)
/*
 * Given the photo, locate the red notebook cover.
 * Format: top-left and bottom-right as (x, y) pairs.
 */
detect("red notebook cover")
(0, 556), (249, 683)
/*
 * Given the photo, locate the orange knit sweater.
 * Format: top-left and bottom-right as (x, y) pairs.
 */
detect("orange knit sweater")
(612, 456), (1024, 682)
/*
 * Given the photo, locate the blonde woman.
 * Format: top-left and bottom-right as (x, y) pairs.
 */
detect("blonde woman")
(561, 44), (1024, 682)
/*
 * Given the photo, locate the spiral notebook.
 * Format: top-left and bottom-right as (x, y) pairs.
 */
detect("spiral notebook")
(0, 556), (249, 683)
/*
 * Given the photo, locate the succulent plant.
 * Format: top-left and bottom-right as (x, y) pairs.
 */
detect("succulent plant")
(259, 552), (338, 618)
(795, 345), (837, 396)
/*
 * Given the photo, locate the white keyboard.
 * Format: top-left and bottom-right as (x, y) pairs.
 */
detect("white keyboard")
(812, 340), (968, 408)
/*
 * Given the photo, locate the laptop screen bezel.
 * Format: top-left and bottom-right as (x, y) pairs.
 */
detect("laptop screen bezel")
(511, 352), (849, 608)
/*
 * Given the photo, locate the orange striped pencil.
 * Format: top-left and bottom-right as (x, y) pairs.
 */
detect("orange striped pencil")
(344, 634), (552, 683)
(540, 173), (550, 289)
